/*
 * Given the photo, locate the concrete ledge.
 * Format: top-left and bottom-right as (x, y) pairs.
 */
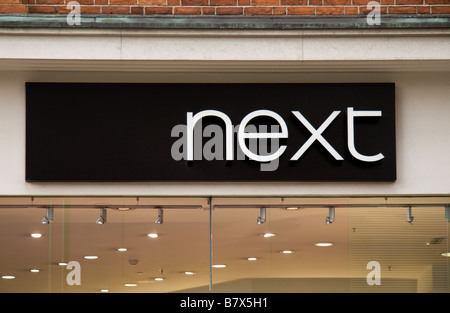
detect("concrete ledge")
(0, 14), (449, 30)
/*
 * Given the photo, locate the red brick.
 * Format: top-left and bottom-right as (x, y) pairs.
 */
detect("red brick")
(287, 6), (314, 14)
(309, 0), (322, 4)
(425, 0), (449, 3)
(252, 0), (278, 6)
(101, 5), (130, 13)
(238, 0), (250, 4)
(396, 0), (422, 4)
(95, 0), (108, 4)
(131, 6), (144, 14)
(145, 6), (172, 13)
(181, 0), (207, 5)
(140, 0), (166, 4)
(173, 6), (202, 14)
(110, 0), (137, 4)
(316, 6), (345, 14)
(21, 0), (35, 4)
(77, 0), (95, 4)
(202, 6), (215, 14)
(345, 6), (359, 14)
(431, 5), (450, 13)
(167, 0), (179, 5)
(36, 0), (64, 4)
(381, 0), (394, 4)
(352, 0), (370, 4)
(244, 6), (272, 14)
(82, 5), (101, 13)
(216, 6), (243, 14)
(273, 6), (286, 14)
(323, 0), (351, 5)
(280, 0), (306, 5)
(0, 0), (20, 3)
(417, 5), (430, 13)
(389, 6), (416, 13)
(28, 5), (57, 13)
(0, 4), (26, 13)
(210, 0), (237, 5)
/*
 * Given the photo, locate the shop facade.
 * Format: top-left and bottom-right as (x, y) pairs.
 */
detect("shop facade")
(0, 7), (449, 293)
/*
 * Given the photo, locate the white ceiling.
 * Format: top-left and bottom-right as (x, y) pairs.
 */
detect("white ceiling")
(0, 196), (448, 293)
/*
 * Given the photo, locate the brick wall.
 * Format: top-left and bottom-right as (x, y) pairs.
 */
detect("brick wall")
(0, 0), (449, 16)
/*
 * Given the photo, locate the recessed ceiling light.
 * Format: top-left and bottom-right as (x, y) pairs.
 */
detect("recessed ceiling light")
(124, 283), (137, 287)
(58, 262), (68, 266)
(147, 233), (158, 238)
(281, 250), (294, 254)
(262, 233), (276, 238)
(30, 269), (40, 273)
(154, 277), (164, 281)
(84, 256), (98, 260)
(286, 207), (299, 210)
(315, 242), (334, 247)
(212, 264), (227, 268)
(100, 289), (110, 292)
(117, 248), (127, 252)
(184, 271), (195, 275)
(30, 233), (42, 238)
(2, 275), (15, 279)
(441, 252), (450, 257)
(247, 257), (258, 261)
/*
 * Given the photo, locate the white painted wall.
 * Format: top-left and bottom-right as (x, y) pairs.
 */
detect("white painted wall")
(0, 70), (449, 197)
(0, 28), (449, 197)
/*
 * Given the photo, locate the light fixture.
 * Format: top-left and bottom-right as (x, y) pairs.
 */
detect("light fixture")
(96, 208), (107, 225)
(315, 242), (334, 247)
(2, 275), (15, 279)
(154, 277), (164, 281)
(262, 233), (275, 238)
(407, 206), (414, 224)
(147, 233), (158, 238)
(41, 206), (54, 224)
(155, 208), (163, 224)
(184, 271), (195, 275)
(58, 262), (68, 266)
(326, 207), (335, 224)
(212, 264), (227, 268)
(286, 207), (299, 210)
(441, 252), (450, 257)
(257, 207), (266, 224)
(30, 233), (42, 238)
(124, 283), (137, 287)
(84, 256), (98, 260)
(247, 257), (258, 261)
(117, 248), (127, 252)
(30, 269), (40, 273)
(281, 250), (294, 254)
(100, 289), (110, 293)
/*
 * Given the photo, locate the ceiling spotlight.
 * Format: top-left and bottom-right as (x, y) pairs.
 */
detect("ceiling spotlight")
(1, 275), (15, 280)
(84, 256), (98, 260)
(247, 257), (258, 261)
(184, 271), (195, 275)
(212, 264), (227, 268)
(96, 208), (107, 225)
(147, 233), (158, 238)
(257, 207), (266, 224)
(326, 207), (335, 224)
(154, 277), (164, 281)
(30, 233), (42, 238)
(281, 250), (294, 254)
(58, 262), (68, 266)
(30, 269), (40, 273)
(262, 233), (276, 238)
(100, 289), (110, 293)
(41, 207), (54, 224)
(315, 242), (334, 247)
(155, 208), (163, 224)
(124, 283), (137, 287)
(407, 206), (414, 224)
(441, 252), (450, 257)
(117, 248), (127, 252)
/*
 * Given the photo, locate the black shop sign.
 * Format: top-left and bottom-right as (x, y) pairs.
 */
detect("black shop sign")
(26, 83), (396, 181)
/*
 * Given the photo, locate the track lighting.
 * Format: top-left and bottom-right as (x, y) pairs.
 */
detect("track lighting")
(407, 206), (414, 224)
(257, 207), (266, 224)
(155, 208), (163, 224)
(41, 207), (54, 224)
(96, 208), (107, 225)
(326, 207), (335, 224)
